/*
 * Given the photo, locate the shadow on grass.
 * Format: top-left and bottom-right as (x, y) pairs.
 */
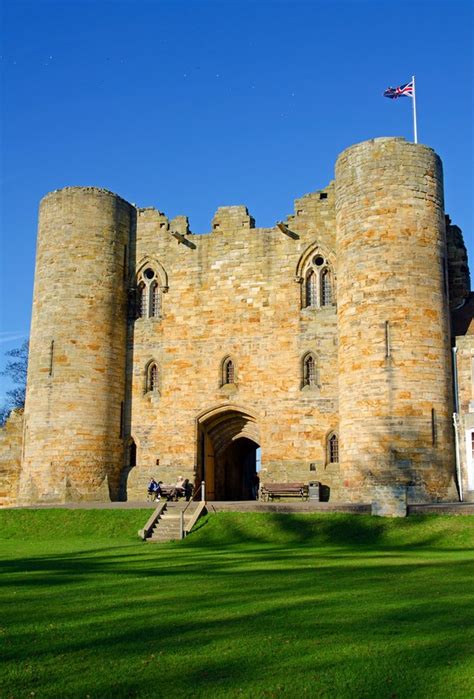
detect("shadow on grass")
(188, 512), (474, 552)
(1, 512), (473, 697)
(1, 543), (473, 698)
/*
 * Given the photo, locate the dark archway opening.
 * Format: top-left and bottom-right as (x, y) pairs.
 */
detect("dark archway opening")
(197, 407), (260, 501)
(129, 440), (137, 467)
(216, 437), (259, 501)
(119, 439), (137, 501)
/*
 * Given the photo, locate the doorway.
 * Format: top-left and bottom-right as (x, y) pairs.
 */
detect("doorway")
(197, 406), (260, 501)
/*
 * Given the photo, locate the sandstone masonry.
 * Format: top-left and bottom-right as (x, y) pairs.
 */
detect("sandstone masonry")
(2, 137), (473, 515)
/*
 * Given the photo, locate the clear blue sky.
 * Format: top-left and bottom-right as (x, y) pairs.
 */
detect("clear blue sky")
(1, 0), (473, 400)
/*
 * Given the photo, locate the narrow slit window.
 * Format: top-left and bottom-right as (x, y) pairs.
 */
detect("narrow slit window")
(431, 408), (437, 446)
(303, 354), (317, 386)
(49, 340), (54, 376)
(328, 433), (339, 463)
(123, 245), (128, 280)
(150, 364), (158, 392)
(225, 359), (234, 384)
(385, 320), (391, 358)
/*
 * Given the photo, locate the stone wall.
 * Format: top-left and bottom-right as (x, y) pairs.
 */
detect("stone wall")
(447, 218), (471, 310)
(10, 136), (466, 512)
(455, 334), (474, 499)
(126, 183), (341, 500)
(0, 410), (23, 507)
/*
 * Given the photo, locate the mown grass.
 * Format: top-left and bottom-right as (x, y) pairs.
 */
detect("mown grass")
(1, 510), (473, 698)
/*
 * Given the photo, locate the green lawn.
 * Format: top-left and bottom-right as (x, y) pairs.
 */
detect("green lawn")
(1, 510), (473, 698)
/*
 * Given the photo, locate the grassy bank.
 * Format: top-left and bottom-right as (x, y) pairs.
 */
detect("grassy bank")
(1, 510), (473, 698)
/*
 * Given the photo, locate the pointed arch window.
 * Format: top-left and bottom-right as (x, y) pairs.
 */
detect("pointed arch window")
(305, 271), (318, 307)
(150, 281), (161, 318)
(303, 254), (335, 309)
(150, 364), (158, 392)
(146, 362), (159, 394)
(137, 282), (147, 318)
(221, 356), (236, 386)
(302, 353), (318, 387)
(328, 432), (339, 464)
(321, 268), (332, 306)
(136, 267), (162, 319)
(225, 358), (234, 384)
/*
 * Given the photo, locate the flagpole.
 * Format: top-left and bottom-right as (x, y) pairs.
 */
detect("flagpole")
(412, 74), (418, 144)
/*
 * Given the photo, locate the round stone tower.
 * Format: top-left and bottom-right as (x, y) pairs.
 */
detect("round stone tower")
(335, 137), (455, 510)
(19, 187), (134, 503)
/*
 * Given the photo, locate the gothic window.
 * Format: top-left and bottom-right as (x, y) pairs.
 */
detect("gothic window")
(222, 357), (235, 385)
(305, 271), (318, 307)
(321, 268), (332, 306)
(137, 282), (146, 318)
(302, 353), (317, 387)
(328, 432), (339, 464)
(146, 362), (159, 393)
(150, 281), (160, 318)
(150, 364), (158, 392)
(303, 254), (335, 309)
(136, 267), (161, 319)
(225, 359), (234, 384)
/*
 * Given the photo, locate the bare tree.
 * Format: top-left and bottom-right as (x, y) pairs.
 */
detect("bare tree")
(0, 340), (29, 426)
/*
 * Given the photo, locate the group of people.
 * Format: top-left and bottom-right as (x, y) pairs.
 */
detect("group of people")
(147, 478), (163, 501)
(147, 476), (192, 502)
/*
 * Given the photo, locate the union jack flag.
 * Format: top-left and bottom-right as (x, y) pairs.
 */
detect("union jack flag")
(383, 81), (414, 99)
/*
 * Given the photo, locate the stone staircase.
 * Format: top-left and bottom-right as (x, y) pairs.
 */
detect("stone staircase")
(142, 500), (206, 543)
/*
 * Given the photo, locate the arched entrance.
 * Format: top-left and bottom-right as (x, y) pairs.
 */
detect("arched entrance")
(197, 406), (260, 501)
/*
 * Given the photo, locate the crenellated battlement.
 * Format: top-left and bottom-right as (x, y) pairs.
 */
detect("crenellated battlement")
(5, 137), (470, 513)
(211, 205), (255, 231)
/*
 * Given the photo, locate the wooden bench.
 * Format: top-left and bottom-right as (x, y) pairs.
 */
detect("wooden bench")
(260, 482), (309, 502)
(160, 484), (193, 501)
(147, 484), (184, 501)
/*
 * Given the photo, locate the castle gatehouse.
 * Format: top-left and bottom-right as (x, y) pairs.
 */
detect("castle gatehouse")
(2, 137), (473, 514)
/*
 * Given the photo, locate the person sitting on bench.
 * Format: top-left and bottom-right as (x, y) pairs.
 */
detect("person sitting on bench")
(147, 478), (158, 501)
(154, 481), (163, 501)
(183, 479), (192, 501)
(169, 476), (185, 501)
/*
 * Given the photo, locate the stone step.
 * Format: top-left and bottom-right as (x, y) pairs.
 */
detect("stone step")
(144, 500), (204, 542)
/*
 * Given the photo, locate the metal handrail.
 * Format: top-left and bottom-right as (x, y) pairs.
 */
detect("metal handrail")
(182, 480), (205, 515)
(182, 501), (207, 538)
(180, 481), (206, 539)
